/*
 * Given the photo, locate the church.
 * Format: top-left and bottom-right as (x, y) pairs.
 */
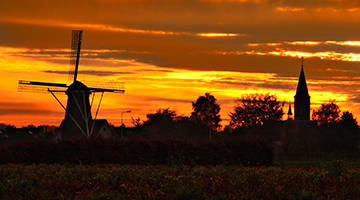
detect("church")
(272, 58), (315, 157)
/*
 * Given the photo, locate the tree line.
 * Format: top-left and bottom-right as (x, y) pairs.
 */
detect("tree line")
(131, 93), (359, 155)
(131, 93), (286, 139)
(1, 92), (359, 156)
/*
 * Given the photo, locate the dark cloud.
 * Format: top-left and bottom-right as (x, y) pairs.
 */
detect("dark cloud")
(139, 96), (192, 104)
(135, 69), (173, 73)
(0, 102), (61, 116)
(42, 70), (133, 76)
(349, 96), (360, 103)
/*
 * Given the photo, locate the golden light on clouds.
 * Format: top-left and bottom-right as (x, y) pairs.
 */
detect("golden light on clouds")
(251, 41), (360, 47)
(285, 41), (321, 46)
(276, 7), (305, 12)
(3, 18), (246, 38)
(211, 49), (360, 62)
(196, 33), (242, 37)
(1, 44), (360, 126)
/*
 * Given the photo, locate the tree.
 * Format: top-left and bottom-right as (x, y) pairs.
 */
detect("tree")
(338, 111), (360, 153)
(132, 108), (183, 138)
(0, 124), (16, 134)
(311, 100), (341, 126)
(190, 93), (221, 131)
(229, 93), (284, 128)
(311, 107), (359, 154)
(340, 111), (358, 129)
(145, 108), (177, 123)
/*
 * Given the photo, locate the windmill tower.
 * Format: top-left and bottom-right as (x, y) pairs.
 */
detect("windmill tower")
(18, 30), (125, 140)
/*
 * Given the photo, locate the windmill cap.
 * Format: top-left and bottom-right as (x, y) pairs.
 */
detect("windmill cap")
(66, 81), (91, 94)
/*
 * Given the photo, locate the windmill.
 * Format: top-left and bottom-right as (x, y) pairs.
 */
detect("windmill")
(18, 30), (125, 140)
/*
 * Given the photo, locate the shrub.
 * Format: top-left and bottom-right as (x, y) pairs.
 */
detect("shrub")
(0, 137), (274, 166)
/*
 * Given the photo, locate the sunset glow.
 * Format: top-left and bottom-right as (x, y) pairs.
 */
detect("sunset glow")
(1, 0), (360, 128)
(196, 33), (242, 37)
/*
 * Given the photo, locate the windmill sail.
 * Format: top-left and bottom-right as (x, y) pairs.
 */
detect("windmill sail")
(84, 81), (125, 93)
(18, 80), (68, 93)
(69, 30), (83, 82)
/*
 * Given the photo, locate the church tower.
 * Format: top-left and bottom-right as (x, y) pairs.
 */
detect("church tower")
(294, 58), (310, 120)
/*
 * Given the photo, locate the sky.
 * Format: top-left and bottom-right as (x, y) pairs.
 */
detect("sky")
(1, 0), (360, 128)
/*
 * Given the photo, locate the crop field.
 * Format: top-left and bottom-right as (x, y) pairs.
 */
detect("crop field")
(0, 161), (360, 199)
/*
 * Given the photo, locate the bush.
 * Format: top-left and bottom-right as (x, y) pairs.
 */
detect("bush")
(0, 137), (274, 166)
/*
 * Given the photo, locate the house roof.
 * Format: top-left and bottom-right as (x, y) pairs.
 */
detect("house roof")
(91, 119), (109, 137)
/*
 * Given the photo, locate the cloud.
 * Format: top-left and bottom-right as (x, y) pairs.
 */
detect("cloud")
(2, 0), (360, 126)
(135, 69), (174, 73)
(42, 70), (133, 77)
(349, 96), (360, 103)
(0, 101), (60, 116)
(210, 49), (360, 62)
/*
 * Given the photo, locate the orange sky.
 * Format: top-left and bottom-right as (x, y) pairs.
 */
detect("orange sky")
(1, 0), (360, 127)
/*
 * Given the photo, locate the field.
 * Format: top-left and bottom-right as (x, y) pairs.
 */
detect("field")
(1, 161), (360, 199)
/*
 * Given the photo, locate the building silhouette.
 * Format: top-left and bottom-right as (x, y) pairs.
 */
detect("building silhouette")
(294, 58), (310, 120)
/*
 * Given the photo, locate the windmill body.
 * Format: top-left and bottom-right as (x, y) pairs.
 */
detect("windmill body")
(61, 81), (93, 139)
(18, 30), (124, 140)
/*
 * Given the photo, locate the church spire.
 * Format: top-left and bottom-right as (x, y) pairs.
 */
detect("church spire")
(287, 102), (293, 120)
(294, 57), (311, 120)
(295, 57), (309, 98)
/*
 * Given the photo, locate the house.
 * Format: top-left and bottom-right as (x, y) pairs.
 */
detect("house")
(51, 119), (117, 141)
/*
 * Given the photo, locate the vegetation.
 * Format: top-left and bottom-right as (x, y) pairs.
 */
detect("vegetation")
(1, 93), (359, 162)
(131, 108), (216, 138)
(1, 93), (360, 199)
(0, 137), (274, 166)
(1, 163), (360, 199)
(306, 101), (360, 155)
(190, 93), (221, 131)
(311, 99), (341, 125)
(228, 93), (285, 128)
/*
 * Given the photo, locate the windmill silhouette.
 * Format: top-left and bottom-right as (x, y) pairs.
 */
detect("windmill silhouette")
(18, 30), (124, 140)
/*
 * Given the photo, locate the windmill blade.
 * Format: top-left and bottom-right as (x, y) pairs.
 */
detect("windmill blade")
(84, 81), (125, 93)
(69, 30), (83, 82)
(18, 80), (68, 93)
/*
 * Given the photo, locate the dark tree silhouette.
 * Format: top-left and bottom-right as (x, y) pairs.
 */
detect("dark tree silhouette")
(131, 117), (142, 127)
(311, 100), (341, 126)
(229, 93), (284, 128)
(140, 108), (178, 137)
(190, 93), (221, 131)
(131, 106), (221, 139)
(0, 124), (16, 133)
(146, 108), (177, 123)
(23, 124), (36, 129)
(338, 111), (360, 153)
(340, 111), (358, 129)
(310, 107), (360, 154)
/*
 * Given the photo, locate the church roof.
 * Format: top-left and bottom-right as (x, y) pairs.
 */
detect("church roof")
(295, 64), (310, 98)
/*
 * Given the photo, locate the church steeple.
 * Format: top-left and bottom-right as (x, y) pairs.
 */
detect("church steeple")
(295, 58), (309, 98)
(294, 57), (311, 120)
(287, 102), (293, 120)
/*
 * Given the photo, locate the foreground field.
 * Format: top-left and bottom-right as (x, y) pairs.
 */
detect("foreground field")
(0, 163), (359, 199)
